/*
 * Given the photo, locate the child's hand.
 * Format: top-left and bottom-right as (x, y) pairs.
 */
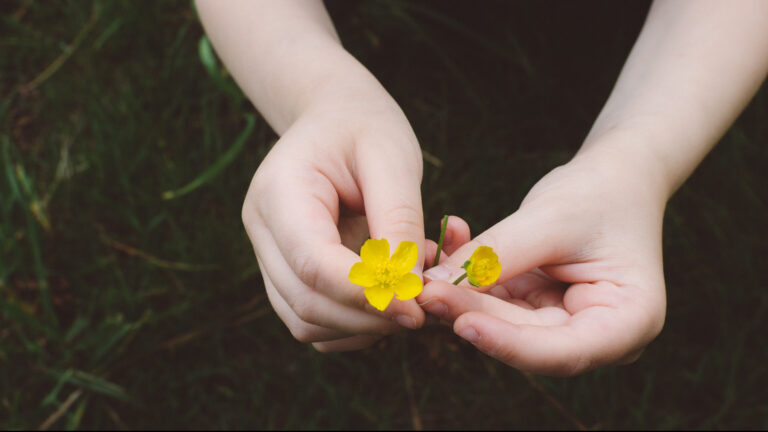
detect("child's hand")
(242, 87), (427, 352)
(421, 149), (667, 376)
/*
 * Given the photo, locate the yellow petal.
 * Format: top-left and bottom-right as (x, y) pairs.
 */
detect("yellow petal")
(348, 262), (376, 287)
(393, 272), (422, 301)
(390, 241), (418, 275)
(361, 238), (390, 266)
(364, 285), (394, 311)
(487, 261), (502, 285)
(471, 246), (497, 262)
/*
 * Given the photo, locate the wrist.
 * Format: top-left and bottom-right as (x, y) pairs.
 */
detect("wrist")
(571, 128), (672, 207)
(295, 51), (402, 127)
(237, 38), (394, 134)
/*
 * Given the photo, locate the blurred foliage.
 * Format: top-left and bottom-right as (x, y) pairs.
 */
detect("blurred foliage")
(1, 0), (767, 429)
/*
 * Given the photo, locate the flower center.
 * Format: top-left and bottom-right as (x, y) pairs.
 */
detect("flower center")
(374, 262), (399, 287)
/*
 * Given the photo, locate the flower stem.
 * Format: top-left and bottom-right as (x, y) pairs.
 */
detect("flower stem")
(453, 273), (467, 285)
(433, 215), (449, 267)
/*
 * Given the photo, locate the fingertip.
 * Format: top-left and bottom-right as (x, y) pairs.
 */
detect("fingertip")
(384, 298), (425, 329)
(453, 311), (481, 334)
(453, 311), (507, 359)
(456, 325), (481, 345)
(444, 215), (471, 255)
(454, 312), (492, 348)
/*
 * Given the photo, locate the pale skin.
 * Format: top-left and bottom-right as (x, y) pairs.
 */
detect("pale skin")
(196, 0), (768, 372)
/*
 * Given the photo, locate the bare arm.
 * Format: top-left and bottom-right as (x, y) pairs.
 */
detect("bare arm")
(196, 0), (386, 135)
(580, 0), (768, 197)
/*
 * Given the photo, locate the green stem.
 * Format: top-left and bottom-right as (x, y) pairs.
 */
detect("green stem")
(452, 273), (467, 285)
(433, 215), (449, 267)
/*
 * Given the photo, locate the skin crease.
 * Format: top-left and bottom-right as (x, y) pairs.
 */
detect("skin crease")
(197, 0), (768, 373)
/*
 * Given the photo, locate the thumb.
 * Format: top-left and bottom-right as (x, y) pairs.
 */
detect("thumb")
(423, 207), (567, 290)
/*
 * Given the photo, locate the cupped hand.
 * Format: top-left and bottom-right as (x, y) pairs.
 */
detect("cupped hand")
(421, 151), (668, 376)
(242, 89), (427, 352)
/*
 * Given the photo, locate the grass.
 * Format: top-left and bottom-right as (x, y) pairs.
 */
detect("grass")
(1, 0), (767, 429)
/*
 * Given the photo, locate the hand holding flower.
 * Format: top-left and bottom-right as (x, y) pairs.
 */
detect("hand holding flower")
(420, 154), (667, 376)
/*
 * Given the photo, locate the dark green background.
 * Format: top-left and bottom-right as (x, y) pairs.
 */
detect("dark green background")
(2, 0), (767, 429)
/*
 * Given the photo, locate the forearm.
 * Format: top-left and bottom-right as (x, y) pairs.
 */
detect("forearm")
(577, 0), (768, 199)
(196, 0), (384, 135)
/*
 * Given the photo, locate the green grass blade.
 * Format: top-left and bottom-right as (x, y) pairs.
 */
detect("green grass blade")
(198, 35), (218, 78)
(198, 35), (243, 101)
(2, 136), (22, 204)
(162, 114), (255, 200)
(433, 215), (449, 267)
(51, 370), (136, 404)
(65, 398), (88, 430)
(42, 369), (74, 407)
(64, 317), (90, 342)
(70, 371), (134, 403)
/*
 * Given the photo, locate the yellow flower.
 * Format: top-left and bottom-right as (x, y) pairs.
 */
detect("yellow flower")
(348, 238), (422, 311)
(463, 246), (501, 287)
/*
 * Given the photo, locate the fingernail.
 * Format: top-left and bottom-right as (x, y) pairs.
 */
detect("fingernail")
(423, 301), (447, 317)
(423, 264), (452, 282)
(457, 326), (480, 344)
(395, 314), (417, 329)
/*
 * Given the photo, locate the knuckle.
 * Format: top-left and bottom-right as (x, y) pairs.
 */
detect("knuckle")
(242, 186), (267, 231)
(619, 348), (645, 365)
(379, 204), (422, 237)
(241, 202), (250, 227)
(289, 295), (317, 324)
(241, 200), (259, 230)
(312, 341), (335, 353)
(289, 323), (316, 344)
(648, 301), (666, 339)
(473, 231), (500, 254)
(561, 352), (594, 377)
(290, 250), (320, 290)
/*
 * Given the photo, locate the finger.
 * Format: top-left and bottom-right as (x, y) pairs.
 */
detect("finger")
(253, 228), (403, 335)
(442, 215), (471, 255)
(263, 265), (353, 343)
(423, 208), (569, 290)
(424, 239), (439, 270)
(312, 334), (382, 353)
(418, 280), (569, 325)
(256, 169), (423, 326)
(453, 284), (661, 376)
